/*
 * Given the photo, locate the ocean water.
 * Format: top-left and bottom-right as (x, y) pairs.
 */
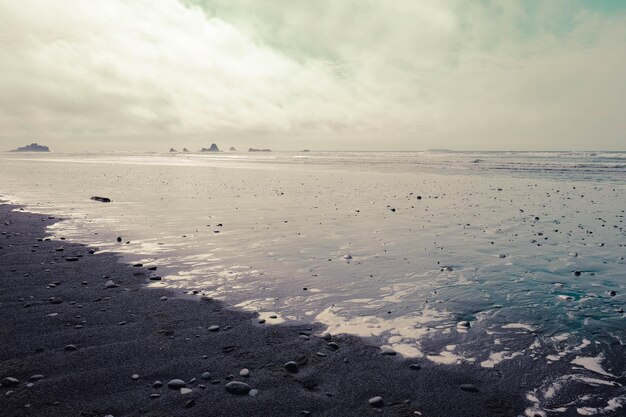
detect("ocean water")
(1, 150), (625, 415)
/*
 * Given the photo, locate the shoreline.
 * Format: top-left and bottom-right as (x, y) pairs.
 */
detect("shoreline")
(1, 202), (531, 416)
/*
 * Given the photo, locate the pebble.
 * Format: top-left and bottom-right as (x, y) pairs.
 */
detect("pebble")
(208, 325), (220, 332)
(457, 321), (471, 328)
(159, 296), (167, 301)
(29, 374), (44, 381)
(225, 381), (251, 395)
(1, 377), (19, 387)
(50, 297), (63, 304)
(368, 396), (384, 407)
(180, 388), (193, 395)
(460, 383), (479, 392)
(249, 388), (259, 397)
(284, 361), (299, 373)
(152, 381), (163, 388)
(498, 254), (506, 258)
(167, 379), (186, 389)
(409, 364), (421, 370)
(327, 342), (339, 351)
(64, 344), (77, 351)
(150, 393), (161, 399)
(104, 280), (118, 288)
(184, 399), (195, 408)
(200, 372), (211, 380)
(131, 374), (139, 381)
(380, 347), (396, 355)
(239, 368), (250, 377)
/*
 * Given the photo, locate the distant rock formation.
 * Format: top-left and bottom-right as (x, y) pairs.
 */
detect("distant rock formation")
(201, 143), (220, 152)
(11, 143), (49, 152)
(302, 149), (310, 152)
(182, 148), (189, 152)
(169, 148), (177, 153)
(248, 148), (271, 152)
(229, 147), (236, 151)
(90, 196), (111, 203)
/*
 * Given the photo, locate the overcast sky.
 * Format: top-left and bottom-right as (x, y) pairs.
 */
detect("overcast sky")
(1, 0), (625, 151)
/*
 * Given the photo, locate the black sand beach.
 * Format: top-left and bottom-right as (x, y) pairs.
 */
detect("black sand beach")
(0, 202), (529, 416)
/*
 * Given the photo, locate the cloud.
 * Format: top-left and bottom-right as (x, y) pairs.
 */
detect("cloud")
(0, 0), (625, 150)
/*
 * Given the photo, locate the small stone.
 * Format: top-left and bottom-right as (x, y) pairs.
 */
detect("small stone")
(569, 252), (579, 257)
(150, 393), (161, 399)
(380, 347), (396, 355)
(284, 361), (299, 373)
(368, 396), (384, 407)
(153, 381), (163, 388)
(208, 325), (220, 332)
(104, 280), (117, 288)
(167, 379), (186, 389)
(609, 290), (617, 297)
(315, 352), (327, 357)
(225, 381), (251, 395)
(149, 276), (162, 281)
(180, 388), (192, 395)
(460, 383), (479, 392)
(327, 342), (339, 351)
(159, 296), (167, 301)
(184, 399), (195, 408)
(409, 364), (421, 370)
(29, 374), (44, 381)
(258, 319), (266, 324)
(457, 321), (471, 328)
(50, 297), (63, 304)
(1, 377), (19, 387)
(65, 257), (79, 262)
(498, 254), (506, 258)
(239, 368), (250, 377)
(200, 372), (211, 380)
(64, 344), (77, 351)
(322, 333), (332, 341)
(131, 374), (139, 381)
(249, 388), (259, 397)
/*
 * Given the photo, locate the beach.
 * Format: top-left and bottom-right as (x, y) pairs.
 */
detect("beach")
(0, 203), (528, 416)
(1, 150), (625, 416)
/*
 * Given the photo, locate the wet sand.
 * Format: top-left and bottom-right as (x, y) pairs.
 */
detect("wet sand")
(0, 202), (529, 417)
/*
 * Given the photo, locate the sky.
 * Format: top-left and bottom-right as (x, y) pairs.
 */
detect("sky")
(0, 0), (625, 151)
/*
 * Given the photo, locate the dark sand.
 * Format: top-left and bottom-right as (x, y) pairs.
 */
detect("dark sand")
(0, 203), (527, 416)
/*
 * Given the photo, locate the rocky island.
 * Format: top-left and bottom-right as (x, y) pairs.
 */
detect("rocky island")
(248, 147), (271, 152)
(10, 143), (50, 152)
(200, 143), (220, 152)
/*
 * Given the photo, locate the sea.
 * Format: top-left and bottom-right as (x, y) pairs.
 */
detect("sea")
(1, 150), (625, 416)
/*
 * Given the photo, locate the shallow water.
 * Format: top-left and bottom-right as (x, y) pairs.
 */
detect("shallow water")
(1, 150), (625, 415)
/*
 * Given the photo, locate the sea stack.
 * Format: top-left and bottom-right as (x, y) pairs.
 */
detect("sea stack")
(11, 143), (50, 152)
(201, 143), (220, 152)
(229, 146), (236, 151)
(169, 147), (177, 152)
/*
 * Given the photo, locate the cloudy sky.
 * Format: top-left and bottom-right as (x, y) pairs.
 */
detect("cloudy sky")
(1, 0), (625, 151)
